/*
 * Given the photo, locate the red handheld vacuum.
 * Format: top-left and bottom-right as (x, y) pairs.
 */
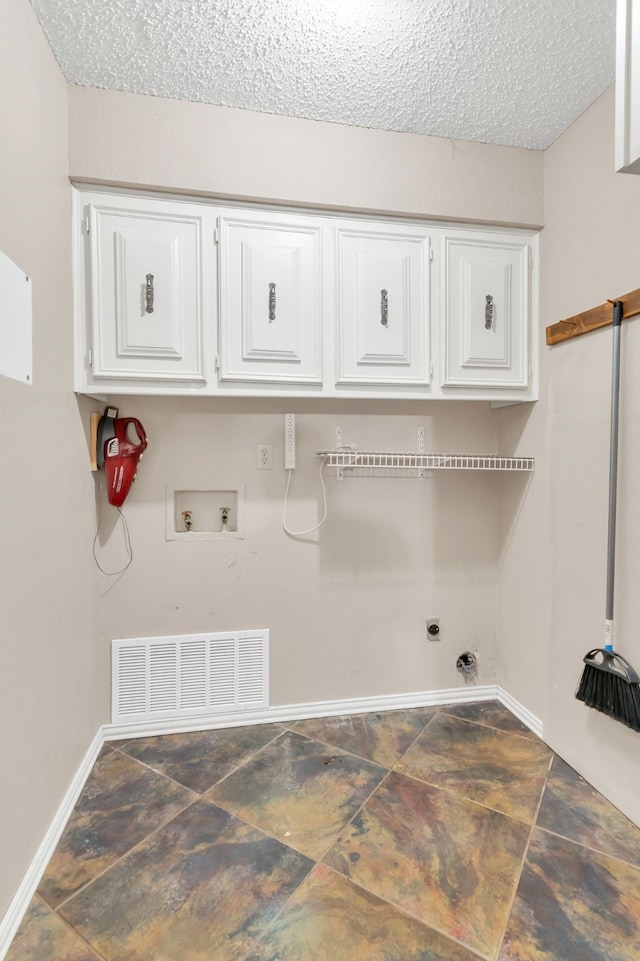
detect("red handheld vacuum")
(98, 410), (148, 507)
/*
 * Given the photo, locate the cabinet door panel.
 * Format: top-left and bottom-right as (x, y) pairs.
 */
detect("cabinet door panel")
(219, 215), (322, 384)
(336, 226), (430, 386)
(443, 235), (529, 388)
(91, 204), (205, 383)
(113, 232), (182, 357)
(241, 241), (303, 360)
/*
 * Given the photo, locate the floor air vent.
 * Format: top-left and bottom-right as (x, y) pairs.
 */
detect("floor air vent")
(111, 630), (269, 724)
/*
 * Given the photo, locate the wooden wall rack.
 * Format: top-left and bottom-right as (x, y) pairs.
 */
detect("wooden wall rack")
(546, 287), (640, 345)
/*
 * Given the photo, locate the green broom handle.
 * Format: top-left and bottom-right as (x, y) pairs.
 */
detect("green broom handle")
(605, 300), (624, 649)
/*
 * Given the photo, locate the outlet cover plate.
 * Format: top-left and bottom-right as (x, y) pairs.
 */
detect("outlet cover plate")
(257, 445), (273, 469)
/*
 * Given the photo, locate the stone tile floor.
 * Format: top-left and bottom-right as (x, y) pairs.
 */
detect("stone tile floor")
(6, 701), (640, 960)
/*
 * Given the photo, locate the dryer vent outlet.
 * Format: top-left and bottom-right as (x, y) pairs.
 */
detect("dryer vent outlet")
(456, 651), (478, 682)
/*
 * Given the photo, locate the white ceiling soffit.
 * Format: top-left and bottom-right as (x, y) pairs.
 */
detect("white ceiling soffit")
(30, 0), (615, 150)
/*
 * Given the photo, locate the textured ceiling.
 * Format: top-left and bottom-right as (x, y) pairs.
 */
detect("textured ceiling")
(30, 0), (615, 150)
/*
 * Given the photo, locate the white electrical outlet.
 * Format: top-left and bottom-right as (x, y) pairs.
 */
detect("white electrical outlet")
(257, 445), (272, 470)
(285, 414), (296, 469)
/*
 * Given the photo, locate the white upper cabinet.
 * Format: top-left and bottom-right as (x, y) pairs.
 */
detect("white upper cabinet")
(441, 230), (530, 390)
(73, 187), (538, 401)
(217, 211), (323, 386)
(76, 191), (215, 393)
(335, 222), (431, 388)
(616, 0), (640, 174)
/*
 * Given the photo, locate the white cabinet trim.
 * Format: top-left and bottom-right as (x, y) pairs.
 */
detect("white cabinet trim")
(616, 0), (640, 174)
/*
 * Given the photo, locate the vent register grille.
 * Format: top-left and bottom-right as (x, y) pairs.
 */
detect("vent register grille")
(112, 631), (269, 724)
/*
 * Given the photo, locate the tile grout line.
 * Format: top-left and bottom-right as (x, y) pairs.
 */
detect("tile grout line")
(388, 705), (441, 768)
(311, 707), (551, 960)
(112, 723), (287, 794)
(312, 767), (394, 865)
(283, 706), (441, 772)
(254, 709), (546, 867)
(197, 728), (397, 865)
(491, 750), (555, 960)
(200, 728), (302, 796)
(199, 791), (316, 860)
(234, 729), (495, 961)
(106, 745), (202, 795)
(308, 709), (443, 865)
(384, 706), (443, 777)
(50, 790), (200, 913)
(271, 859), (492, 961)
(234, 862), (318, 961)
(232, 776), (492, 961)
(193, 726), (291, 791)
(438, 708), (540, 743)
(390, 764), (547, 827)
(322, 757), (541, 960)
(534, 823), (640, 873)
(201, 714), (448, 870)
(292, 708), (503, 959)
(393, 711), (553, 825)
(271, 728), (390, 772)
(51, 728), (291, 916)
(207, 759), (390, 866)
(325, 863), (494, 961)
(44, 901), (111, 961)
(203, 715), (442, 866)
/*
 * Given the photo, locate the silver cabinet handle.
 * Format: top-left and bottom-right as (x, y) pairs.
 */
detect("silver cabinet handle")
(269, 282), (276, 322)
(485, 294), (494, 330)
(145, 274), (154, 314)
(381, 289), (389, 326)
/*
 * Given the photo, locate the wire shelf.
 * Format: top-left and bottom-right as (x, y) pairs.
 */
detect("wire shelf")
(316, 450), (535, 475)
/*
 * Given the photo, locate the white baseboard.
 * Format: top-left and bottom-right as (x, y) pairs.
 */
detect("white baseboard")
(0, 729), (104, 961)
(497, 686), (544, 738)
(0, 683), (541, 959)
(102, 684), (501, 740)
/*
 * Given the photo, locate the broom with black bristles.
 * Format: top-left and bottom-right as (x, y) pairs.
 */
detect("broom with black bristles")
(576, 300), (640, 731)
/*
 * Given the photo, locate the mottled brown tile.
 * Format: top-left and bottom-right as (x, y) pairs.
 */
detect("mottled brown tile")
(324, 770), (530, 957)
(537, 755), (640, 867)
(246, 863), (484, 961)
(289, 707), (437, 768)
(207, 730), (386, 859)
(5, 896), (101, 961)
(499, 827), (640, 961)
(38, 748), (194, 907)
(119, 723), (283, 793)
(441, 700), (539, 739)
(60, 799), (313, 961)
(397, 712), (552, 822)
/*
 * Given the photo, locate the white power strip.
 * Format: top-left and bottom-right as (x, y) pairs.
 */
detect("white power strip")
(285, 414), (296, 469)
